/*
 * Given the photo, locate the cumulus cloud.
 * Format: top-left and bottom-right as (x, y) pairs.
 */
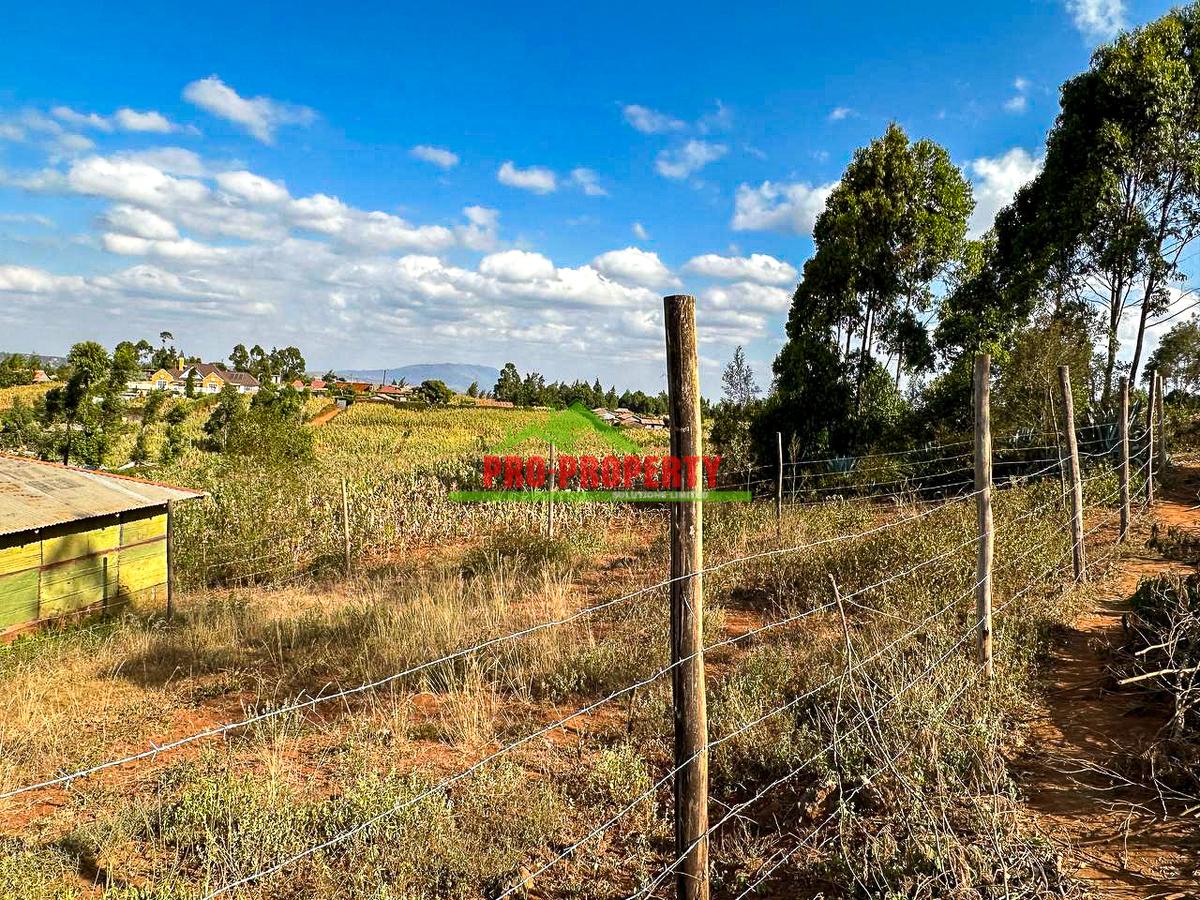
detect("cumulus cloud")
(1066, 0), (1125, 41)
(411, 145), (459, 168)
(655, 140), (726, 179)
(479, 249), (556, 282)
(1004, 77), (1030, 114)
(622, 104), (686, 134)
(731, 180), (837, 235)
(216, 170), (290, 204)
(701, 281), (792, 313)
(828, 106), (854, 121)
(114, 108), (175, 133)
(967, 147), (1043, 236)
(183, 75), (315, 143)
(102, 204), (181, 241)
(591, 247), (679, 290)
(51, 106), (112, 131)
(497, 160), (557, 193)
(684, 253), (797, 286)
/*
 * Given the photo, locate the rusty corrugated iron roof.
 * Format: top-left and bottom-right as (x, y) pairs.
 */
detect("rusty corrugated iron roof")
(0, 454), (204, 537)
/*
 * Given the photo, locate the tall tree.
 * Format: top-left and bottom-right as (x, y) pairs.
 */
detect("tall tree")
(986, 7), (1200, 405)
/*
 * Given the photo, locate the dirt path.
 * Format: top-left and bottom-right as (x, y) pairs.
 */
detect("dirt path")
(1016, 464), (1200, 897)
(308, 403), (341, 427)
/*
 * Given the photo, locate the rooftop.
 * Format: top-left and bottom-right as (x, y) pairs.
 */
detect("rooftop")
(0, 455), (203, 537)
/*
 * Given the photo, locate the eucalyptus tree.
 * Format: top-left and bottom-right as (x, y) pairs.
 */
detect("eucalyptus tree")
(787, 123), (973, 409)
(983, 6), (1200, 406)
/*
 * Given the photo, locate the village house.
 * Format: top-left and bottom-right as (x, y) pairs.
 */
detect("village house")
(133, 361), (261, 396)
(591, 407), (668, 430)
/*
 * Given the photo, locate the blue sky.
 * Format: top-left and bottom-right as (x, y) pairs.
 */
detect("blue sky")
(0, 0), (1178, 393)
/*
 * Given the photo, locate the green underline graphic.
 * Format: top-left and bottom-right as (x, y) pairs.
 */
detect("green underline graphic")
(449, 490), (751, 503)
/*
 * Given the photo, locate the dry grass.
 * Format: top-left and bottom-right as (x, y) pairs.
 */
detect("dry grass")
(0, 483), (1114, 898)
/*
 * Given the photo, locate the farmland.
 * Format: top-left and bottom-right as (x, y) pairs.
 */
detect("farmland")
(3, 380), (1193, 899)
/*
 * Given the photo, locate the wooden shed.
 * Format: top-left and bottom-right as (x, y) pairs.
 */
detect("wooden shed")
(0, 455), (203, 636)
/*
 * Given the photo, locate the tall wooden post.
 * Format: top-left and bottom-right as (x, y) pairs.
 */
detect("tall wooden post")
(973, 354), (994, 678)
(547, 442), (556, 538)
(1146, 373), (1157, 505)
(663, 294), (709, 900)
(1119, 377), (1130, 542)
(165, 501), (176, 622)
(1156, 372), (1167, 472)
(1058, 366), (1086, 582)
(775, 431), (783, 535)
(340, 477), (352, 577)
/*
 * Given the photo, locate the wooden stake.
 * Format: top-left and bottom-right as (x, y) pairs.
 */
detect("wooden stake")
(775, 431), (783, 535)
(547, 442), (556, 538)
(1156, 372), (1167, 474)
(1058, 366), (1086, 582)
(166, 501), (176, 622)
(1146, 372), (1157, 505)
(341, 477), (352, 577)
(663, 294), (709, 900)
(973, 354), (993, 678)
(1119, 376), (1130, 542)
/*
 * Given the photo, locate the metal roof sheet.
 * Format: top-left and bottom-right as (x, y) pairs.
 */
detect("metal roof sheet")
(0, 454), (204, 537)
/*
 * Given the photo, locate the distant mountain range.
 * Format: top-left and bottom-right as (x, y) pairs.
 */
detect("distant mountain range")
(336, 363), (499, 393)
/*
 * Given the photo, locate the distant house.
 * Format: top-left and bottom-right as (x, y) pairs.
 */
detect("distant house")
(135, 361), (260, 396)
(290, 378), (329, 395)
(590, 407), (669, 430)
(31, 370), (53, 384)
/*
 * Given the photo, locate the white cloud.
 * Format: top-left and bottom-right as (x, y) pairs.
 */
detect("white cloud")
(828, 107), (853, 121)
(456, 205), (500, 252)
(655, 140), (726, 179)
(182, 75), (315, 144)
(684, 253), (797, 286)
(411, 145), (459, 168)
(591, 247), (679, 290)
(731, 180), (837, 235)
(0, 123), (25, 141)
(701, 281), (792, 313)
(0, 265), (87, 295)
(497, 160), (557, 193)
(570, 167), (607, 196)
(216, 170), (290, 204)
(102, 204), (181, 241)
(632, 222), (649, 240)
(1066, 0), (1125, 41)
(51, 106), (112, 132)
(967, 147), (1043, 236)
(115, 147), (207, 177)
(479, 249), (556, 282)
(622, 104), (686, 134)
(51, 105), (180, 134)
(114, 108), (175, 133)
(1004, 77), (1030, 114)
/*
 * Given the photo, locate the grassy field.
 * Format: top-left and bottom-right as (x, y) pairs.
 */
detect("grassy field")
(0, 477), (1107, 899)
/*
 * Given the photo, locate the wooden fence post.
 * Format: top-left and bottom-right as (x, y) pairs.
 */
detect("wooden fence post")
(166, 500), (176, 622)
(1156, 372), (1167, 473)
(1058, 366), (1086, 582)
(775, 431), (783, 535)
(547, 442), (556, 538)
(341, 477), (352, 577)
(663, 294), (710, 900)
(1119, 376), (1130, 542)
(1146, 373), (1157, 506)
(973, 354), (993, 678)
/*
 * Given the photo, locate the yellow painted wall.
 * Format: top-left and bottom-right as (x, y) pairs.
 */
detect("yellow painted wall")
(0, 507), (171, 634)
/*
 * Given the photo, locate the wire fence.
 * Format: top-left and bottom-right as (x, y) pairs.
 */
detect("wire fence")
(0, 373), (1168, 899)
